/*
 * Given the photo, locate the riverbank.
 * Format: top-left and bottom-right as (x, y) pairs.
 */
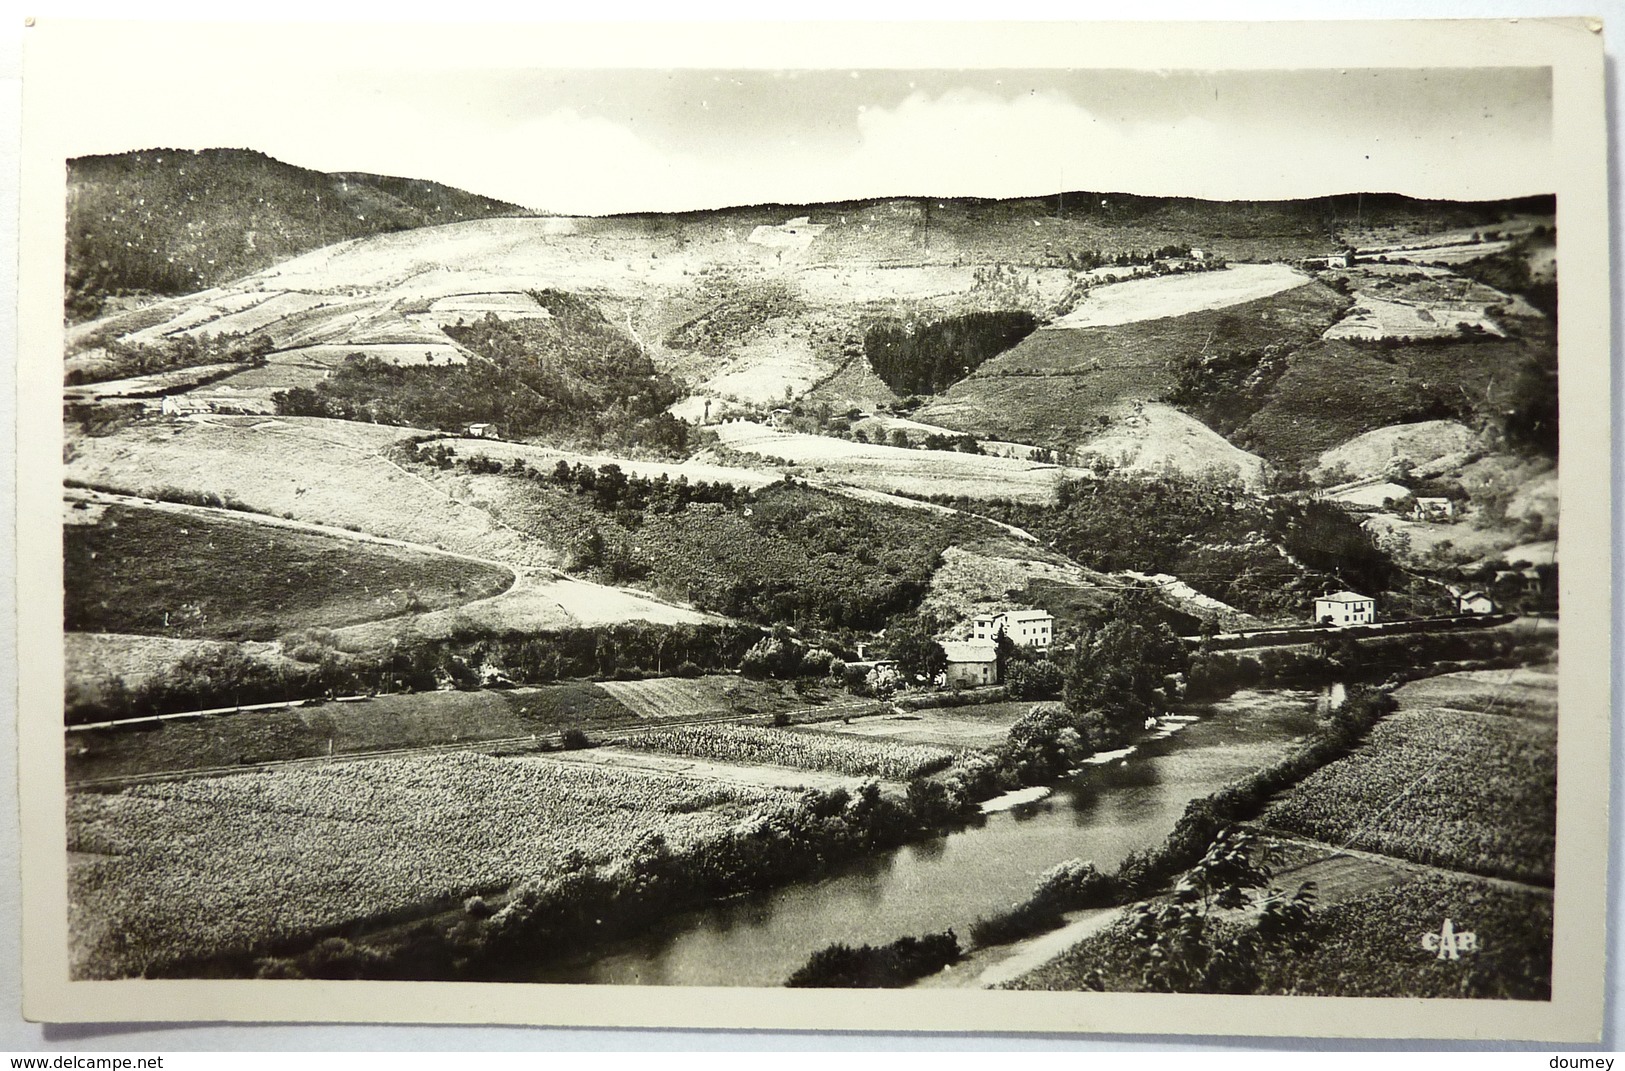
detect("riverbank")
(997, 661), (1557, 998)
(67, 627), (1557, 983)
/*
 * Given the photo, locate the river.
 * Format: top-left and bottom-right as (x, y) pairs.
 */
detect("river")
(525, 686), (1323, 988)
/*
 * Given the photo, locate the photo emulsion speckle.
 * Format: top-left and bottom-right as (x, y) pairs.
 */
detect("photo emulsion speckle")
(17, 19), (1611, 1041)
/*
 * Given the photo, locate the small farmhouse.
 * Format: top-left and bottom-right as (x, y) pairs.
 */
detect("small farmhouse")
(1412, 496), (1456, 523)
(971, 609), (1054, 648)
(941, 640), (997, 689)
(1458, 591), (1496, 615)
(464, 423), (501, 440)
(1313, 591), (1376, 626)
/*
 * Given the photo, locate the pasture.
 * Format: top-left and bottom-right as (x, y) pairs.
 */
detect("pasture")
(710, 421), (1083, 503)
(805, 703), (1031, 750)
(1074, 403), (1267, 488)
(67, 751), (794, 978)
(1047, 263), (1308, 329)
(65, 416), (561, 569)
(66, 684), (638, 784)
(1324, 296), (1504, 341)
(65, 500), (514, 641)
(917, 279), (1348, 444)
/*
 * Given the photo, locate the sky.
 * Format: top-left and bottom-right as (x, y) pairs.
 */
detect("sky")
(57, 64), (1553, 215)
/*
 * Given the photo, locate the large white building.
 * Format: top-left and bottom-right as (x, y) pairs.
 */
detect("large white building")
(971, 609), (1054, 648)
(1313, 591), (1377, 626)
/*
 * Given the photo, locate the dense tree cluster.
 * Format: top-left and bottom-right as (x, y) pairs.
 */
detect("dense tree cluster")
(863, 311), (1038, 395)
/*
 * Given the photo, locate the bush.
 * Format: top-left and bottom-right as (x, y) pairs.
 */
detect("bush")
(559, 728), (592, 750)
(786, 930), (961, 988)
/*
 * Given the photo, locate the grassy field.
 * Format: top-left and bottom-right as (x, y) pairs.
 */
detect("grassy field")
(708, 421), (1085, 503)
(621, 723), (958, 781)
(65, 416), (561, 570)
(1312, 419), (1475, 480)
(68, 751), (792, 978)
(1263, 667), (1556, 884)
(1237, 330), (1553, 464)
(1006, 875), (1551, 1000)
(916, 281), (1348, 445)
(1073, 403), (1267, 488)
(65, 502), (513, 641)
(1048, 264), (1308, 329)
(804, 703), (1031, 749)
(66, 683), (638, 783)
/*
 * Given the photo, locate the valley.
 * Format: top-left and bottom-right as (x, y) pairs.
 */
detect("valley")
(59, 151), (1561, 995)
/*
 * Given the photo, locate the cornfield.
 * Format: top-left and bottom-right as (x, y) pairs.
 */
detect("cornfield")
(622, 723), (957, 781)
(1264, 707), (1556, 884)
(67, 751), (793, 979)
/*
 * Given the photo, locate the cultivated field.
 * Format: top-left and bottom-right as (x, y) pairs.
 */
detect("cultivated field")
(68, 751), (794, 978)
(596, 675), (828, 721)
(65, 500), (514, 641)
(1047, 264), (1308, 329)
(529, 747), (869, 794)
(709, 421), (1084, 502)
(1263, 666), (1557, 884)
(622, 723), (958, 781)
(805, 704), (1031, 750)
(1324, 296), (1504, 341)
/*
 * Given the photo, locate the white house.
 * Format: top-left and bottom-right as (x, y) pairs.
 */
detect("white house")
(971, 609), (1054, 648)
(941, 640), (998, 689)
(1313, 591), (1376, 626)
(464, 423), (501, 440)
(1458, 591), (1496, 615)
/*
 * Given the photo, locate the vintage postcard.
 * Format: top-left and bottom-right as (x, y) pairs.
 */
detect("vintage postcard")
(15, 17), (1611, 1041)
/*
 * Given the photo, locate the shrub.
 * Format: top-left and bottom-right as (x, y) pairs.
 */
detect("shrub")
(786, 930), (961, 988)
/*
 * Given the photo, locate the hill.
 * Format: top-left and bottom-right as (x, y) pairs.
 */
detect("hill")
(66, 148), (530, 320)
(915, 275), (1349, 446)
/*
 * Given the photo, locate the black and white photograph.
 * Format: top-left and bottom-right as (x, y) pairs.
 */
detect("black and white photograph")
(14, 16), (1611, 1042)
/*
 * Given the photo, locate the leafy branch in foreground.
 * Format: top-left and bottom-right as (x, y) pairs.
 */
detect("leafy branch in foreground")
(1119, 828), (1318, 995)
